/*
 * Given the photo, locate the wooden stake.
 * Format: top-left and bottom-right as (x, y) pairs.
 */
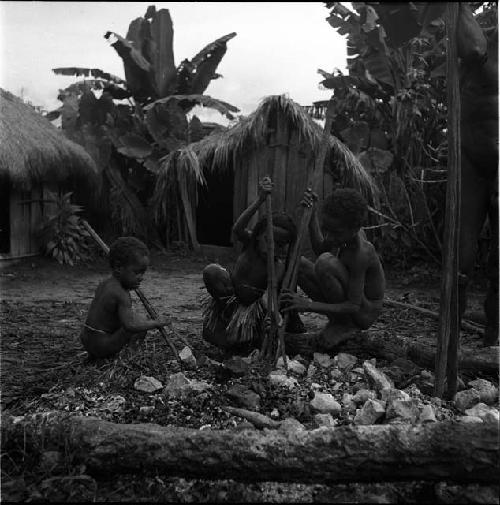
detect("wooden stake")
(435, 3), (461, 399)
(81, 220), (187, 364)
(277, 98), (336, 347)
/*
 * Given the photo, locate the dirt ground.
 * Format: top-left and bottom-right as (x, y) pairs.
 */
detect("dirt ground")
(1, 251), (497, 502)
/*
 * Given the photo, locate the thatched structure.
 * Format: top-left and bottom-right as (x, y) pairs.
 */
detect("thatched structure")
(157, 94), (377, 251)
(0, 88), (98, 258)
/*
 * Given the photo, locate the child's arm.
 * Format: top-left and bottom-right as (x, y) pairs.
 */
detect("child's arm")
(301, 188), (324, 256)
(117, 292), (169, 332)
(232, 176), (273, 242)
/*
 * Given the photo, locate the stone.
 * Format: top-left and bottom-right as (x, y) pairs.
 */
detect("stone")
(381, 388), (410, 403)
(465, 403), (500, 423)
(139, 406), (155, 414)
(278, 418), (306, 433)
(342, 393), (357, 413)
(227, 384), (260, 410)
(363, 361), (394, 391)
(467, 379), (499, 405)
(311, 382), (322, 390)
(352, 389), (376, 404)
(330, 369), (343, 381)
(241, 349), (260, 365)
(270, 408), (280, 419)
(337, 353), (357, 370)
(268, 374), (298, 390)
(418, 404), (437, 423)
(454, 388), (481, 413)
(353, 399), (386, 425)
(457, 415), (483, 424)
(386, 398), (420, 423)
(352, 367), (365, 375)
(310, 392), (342, 416)
(307, 363), (317, 378)
(179, 346), (197, 369)
(278, 357), (306, 376)
(163, 372), (211, 399)
(314, 413), (336, 428)
(134, 375), (163, 393)
(222, 356), (249, 377)
(313, 352), (334, 368)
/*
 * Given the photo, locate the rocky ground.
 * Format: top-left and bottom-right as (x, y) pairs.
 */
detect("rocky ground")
(1, 252), (498, 502)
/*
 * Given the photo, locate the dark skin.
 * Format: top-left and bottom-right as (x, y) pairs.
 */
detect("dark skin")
(280, 189), (385, 348)
(203, 176), (293, 306)
(81, 253), (169, 358)
(457, 3), (498, 346)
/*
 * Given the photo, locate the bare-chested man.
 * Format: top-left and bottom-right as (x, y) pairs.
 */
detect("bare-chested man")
(280, 188), (385, 350)
(81, 237), (169, 359)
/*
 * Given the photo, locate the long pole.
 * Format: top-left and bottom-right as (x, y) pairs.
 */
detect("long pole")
(81, 220), (186, 364)
(276, 98), (336, 357)
(434, 3), (461, 399)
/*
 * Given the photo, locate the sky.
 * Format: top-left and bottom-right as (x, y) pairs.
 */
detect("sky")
(0, 1), (348, 124)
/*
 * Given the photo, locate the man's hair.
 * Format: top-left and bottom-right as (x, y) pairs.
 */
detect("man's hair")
(321, 188), (368, 229)
(109, 237), (149, 269)
(252, 211), (297, 245)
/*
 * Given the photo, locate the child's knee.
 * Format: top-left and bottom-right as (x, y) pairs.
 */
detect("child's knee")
(203, 263), (223, 284)
(314, 253), (341, 277)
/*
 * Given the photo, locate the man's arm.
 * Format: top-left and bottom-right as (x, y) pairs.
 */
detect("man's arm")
(117, 292), (168, 332)
(309, 206), (325, 256)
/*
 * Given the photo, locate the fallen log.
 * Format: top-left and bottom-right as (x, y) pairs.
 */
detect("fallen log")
(338, 332), (499, 375)
(3, 414), (498, 483)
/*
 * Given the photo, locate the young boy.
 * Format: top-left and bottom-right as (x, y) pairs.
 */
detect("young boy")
(202, 176), (302, 353)
(81, 236), (170, 359)
(280, 187), (386, 350)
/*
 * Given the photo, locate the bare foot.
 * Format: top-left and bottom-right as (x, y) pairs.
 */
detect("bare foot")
(316, 321), (357, 351)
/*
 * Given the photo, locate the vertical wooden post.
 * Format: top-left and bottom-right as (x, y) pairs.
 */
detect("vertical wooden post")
(435, 2), (461, 399)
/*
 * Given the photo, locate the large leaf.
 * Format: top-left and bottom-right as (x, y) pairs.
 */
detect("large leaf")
(358, 147), (394, 174)
(175, 33), (237, 98)
(104, 31), (155, 100)
(145, 100), (188, 150)
(78, 89), (115, 126)
(52, 67), (125, 85)
(116, 133), (153, 159)
(150, 9), (177, 97)
(145, 94), (239, 120)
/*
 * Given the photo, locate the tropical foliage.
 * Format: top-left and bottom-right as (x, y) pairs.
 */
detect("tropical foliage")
(49, 5), (238, 246)
(37, 192), (92, 265)
(319, 1), (497, 266)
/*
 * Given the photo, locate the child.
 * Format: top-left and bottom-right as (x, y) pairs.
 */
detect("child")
(280, 187), (386, 350)
(81, 236), (170, 359)
(202, 176), (302, 353)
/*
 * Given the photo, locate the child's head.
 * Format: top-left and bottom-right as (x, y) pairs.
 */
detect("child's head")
(252, 212), (297, 260)
(321, 188), (367, 247)
(109, 237), (150, 290)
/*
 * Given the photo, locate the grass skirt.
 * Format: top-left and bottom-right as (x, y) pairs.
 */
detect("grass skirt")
(202, 295), (266, 348)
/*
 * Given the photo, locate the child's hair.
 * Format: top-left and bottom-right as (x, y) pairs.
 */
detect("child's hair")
(109, 237), (149, 269)
(322, 188), (368, 229)
(252, 212), (297, 245)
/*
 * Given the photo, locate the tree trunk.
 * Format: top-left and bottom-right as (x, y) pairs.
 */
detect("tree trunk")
(3, 414), (498, 483)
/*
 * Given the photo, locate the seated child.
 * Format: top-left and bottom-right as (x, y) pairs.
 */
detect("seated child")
(202, 176), (303, 353)
(81, 236), (169, 359)
(280, 187), (386, 350)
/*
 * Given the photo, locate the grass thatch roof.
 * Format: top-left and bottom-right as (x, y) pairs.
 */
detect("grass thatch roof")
(185, 94), (378, 200)
(0, 88), (98, 189)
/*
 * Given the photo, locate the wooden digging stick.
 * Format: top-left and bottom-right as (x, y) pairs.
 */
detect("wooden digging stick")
(435, 3), (462, 399)
(277, 98), (337, 347)
(261, 191), (287, 370)
(81, 220), (184, 363)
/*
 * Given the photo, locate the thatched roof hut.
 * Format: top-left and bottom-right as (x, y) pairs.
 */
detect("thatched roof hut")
(0, 87), (98, 258)
(156, 94), (377, 253)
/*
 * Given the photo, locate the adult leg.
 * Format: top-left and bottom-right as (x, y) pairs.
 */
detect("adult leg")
(484, 187), (499, 346)
(203, 263), (234, 301)
(458, 156), (490, 329)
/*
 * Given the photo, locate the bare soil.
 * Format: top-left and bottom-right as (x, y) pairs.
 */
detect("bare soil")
(1, 252), (497, 502)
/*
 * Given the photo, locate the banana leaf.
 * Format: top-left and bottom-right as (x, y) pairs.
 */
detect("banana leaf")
(145, 100), (188, 149)
(116, 133), (153, 159)
(52, 67), (125, 85)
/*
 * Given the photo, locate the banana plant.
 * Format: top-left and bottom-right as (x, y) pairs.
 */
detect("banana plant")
(49, 5), (238, 245)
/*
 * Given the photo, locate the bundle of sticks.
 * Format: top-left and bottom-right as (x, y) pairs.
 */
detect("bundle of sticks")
(81, 220), (191, 365)
(261, 97), (337, 368)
